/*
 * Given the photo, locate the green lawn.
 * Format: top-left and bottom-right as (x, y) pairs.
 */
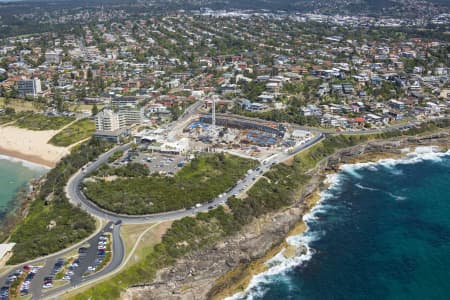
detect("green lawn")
(83, 153), (258, 214)
(15, 114), (75, 131)
(48, 119), (95, 147)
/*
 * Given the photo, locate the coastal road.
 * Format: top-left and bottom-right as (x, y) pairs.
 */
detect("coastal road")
(0, 221), (124, 300)
(68, 112), (443, 225)
(66, 132), (326, 225)
(66, 142), (222, 224)
(39, 222), (124, 300)
(14, 107), (445, 297)
(70, 108), (420, 224)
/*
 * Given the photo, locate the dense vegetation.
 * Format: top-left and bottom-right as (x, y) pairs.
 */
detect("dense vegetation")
(8, 138), (112, 264)
(15, 114), (75, 131)
(92, 162), (150, 178)
(83, 153), (258, 214)
(48, 118), (95, 146)
(107, 150), (124, 163)
(0, 109), (25, 125)
(72, 134), (373, 300)
(72, 119), (450, 300)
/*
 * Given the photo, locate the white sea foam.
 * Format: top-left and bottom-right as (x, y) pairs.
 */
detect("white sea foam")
(387, 192), (407, 201)
(356, 183), (406, 200)
(341, 165), (363, 179)
(226, 175), (343, 300)
(355, 183), (378, 191)
(340, 146), (450, 173)
(367, 165), (378, 171)
(388, 168), (404, 176)
(226, 146), (449, 300)
(0, 154), (50, 171)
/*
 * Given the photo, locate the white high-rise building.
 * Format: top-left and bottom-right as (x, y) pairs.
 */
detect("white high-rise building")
(95, 109), (126, 132)
(119, 108), (144, 126)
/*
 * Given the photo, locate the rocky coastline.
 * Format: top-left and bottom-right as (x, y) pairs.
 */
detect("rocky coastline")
(0, 176), (44, 243)
(122, 131), (450, 300)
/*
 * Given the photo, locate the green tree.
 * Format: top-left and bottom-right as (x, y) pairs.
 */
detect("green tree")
(87, 68), (93, 82)
(92, 104), (99, 116)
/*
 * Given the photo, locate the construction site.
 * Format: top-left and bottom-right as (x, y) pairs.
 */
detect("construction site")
(133, 97), (314, 161)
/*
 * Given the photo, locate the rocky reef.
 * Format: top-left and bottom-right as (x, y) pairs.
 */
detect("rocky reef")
(122, 131), (450, 300)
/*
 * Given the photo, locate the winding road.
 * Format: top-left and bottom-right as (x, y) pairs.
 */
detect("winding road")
(6, 101), (446, 299)
(66, 133), (326, 225)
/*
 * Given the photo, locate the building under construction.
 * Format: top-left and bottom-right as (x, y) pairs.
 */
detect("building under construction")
(199, 114), (285, 137)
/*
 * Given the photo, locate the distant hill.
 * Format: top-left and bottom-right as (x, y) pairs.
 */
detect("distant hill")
(154, 0), (450, 17)
(1, 0), (449, 19)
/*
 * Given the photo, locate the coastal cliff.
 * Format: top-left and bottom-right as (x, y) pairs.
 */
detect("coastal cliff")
(122, 131), (450, 300)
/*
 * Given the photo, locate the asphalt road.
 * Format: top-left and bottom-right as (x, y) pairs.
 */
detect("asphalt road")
(9, 104), (447, 298)
(67, 113), (438, 225)
(0, 222), (123, 300)
(40, 222), (124, 300)
(68, 111), (421, 224)
(66, 132), (326, 226)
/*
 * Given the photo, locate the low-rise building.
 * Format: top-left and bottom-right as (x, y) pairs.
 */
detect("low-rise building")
(389, 99), (405, 110)
(111, 96), (140, 109)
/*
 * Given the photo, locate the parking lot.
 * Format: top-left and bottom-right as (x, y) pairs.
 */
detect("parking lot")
(0, 223), (116, 300)
(132, 152), (187, 176)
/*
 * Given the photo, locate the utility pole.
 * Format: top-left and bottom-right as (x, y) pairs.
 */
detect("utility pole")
(211, 95), (216, 134)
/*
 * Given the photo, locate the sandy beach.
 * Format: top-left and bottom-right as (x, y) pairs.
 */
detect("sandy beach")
(0, 126), (69, 167)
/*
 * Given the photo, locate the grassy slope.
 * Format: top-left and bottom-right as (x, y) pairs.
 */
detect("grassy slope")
(15, 114), (75, 131)
(0, 111), (28, 125)
(67, 119), (450, 299)
(83, 154), (258, 214)
(69, 135), (372, 300)
(7, 139), (112, 264)
(0, 97), (41, 113)
(48, 119), (95, 147)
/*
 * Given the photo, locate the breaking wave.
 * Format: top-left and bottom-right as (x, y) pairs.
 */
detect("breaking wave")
(387, 192), (407, 201)
(0, 154), (49, 171)
(226, 146), (450, 300)
(226, 174), (343, 300)
(340, 146), (450, 173)
(355, 183), (378, 191)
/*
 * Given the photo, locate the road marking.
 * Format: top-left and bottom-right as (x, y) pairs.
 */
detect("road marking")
(43, 222), (161, 299)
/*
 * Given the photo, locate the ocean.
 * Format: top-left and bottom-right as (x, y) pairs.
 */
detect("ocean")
(229, 146), (450, 300)
(0, 155), (47, 223)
